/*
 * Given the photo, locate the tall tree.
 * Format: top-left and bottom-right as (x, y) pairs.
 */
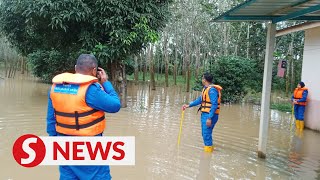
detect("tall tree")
(134, 55), (139, 82)
(149, 44), (156, 90)
(0, 0), (173, 107)
(163, 31), (169, 87)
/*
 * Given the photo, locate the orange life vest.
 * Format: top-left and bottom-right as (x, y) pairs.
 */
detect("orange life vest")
(200, 85), (222, 114)
(293, 87), (308, 106)
(50, 73), (106, 136)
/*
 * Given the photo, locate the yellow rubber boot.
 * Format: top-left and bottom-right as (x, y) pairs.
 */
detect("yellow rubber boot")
(204, 146), (214, 153)
(300, 121), (304, 132)
(295, 120), (300, 130)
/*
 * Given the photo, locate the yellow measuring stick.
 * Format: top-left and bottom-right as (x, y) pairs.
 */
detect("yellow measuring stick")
(290, 104), (294, 131)
(177, 110), (185, 147)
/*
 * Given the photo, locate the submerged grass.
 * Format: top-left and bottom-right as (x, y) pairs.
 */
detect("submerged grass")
(127, 72), (196, 87)
(271, 102), (293, 113)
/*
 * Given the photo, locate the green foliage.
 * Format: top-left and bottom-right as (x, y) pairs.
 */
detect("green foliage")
(123, 57), (135, 76)
(0, 0), (172, 81)
(27, 50), (75, 82)
(194, 56), (262, 103)
(271, 103), (292, 113)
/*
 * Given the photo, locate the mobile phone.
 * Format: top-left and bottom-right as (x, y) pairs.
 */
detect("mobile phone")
(96, 67), (102, 80)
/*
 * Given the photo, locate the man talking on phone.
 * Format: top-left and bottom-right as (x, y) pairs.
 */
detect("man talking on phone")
(46, 54), (121, 179)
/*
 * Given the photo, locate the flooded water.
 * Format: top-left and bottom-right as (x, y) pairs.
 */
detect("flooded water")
(1, 76), (320, 180)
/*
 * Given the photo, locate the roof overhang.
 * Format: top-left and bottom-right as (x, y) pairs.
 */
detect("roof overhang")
(276, 21), (320, 36)
(214, 0), (320, 23)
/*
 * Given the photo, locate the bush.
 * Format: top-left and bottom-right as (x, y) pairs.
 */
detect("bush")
(194, 56), (262, 103)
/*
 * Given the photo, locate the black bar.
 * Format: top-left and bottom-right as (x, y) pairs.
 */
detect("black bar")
(57, 116), (105, 130)
(55, 109), (99, 118)
(75, 111), (80, 130)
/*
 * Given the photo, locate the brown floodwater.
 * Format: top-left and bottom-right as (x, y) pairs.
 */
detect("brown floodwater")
(0, 76), (320, 180)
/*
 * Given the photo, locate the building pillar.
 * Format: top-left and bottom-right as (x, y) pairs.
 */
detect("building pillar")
(258, 23), (276, 159)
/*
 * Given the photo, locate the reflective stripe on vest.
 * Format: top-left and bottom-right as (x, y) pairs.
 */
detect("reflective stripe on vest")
(293, 87), (308, 106)
(50, 73), (106, 136)
(200, 85), (222, 114)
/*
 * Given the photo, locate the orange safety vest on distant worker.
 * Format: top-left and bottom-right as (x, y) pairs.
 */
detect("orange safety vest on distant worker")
(293, 87), (308, 106)
(50, 73), (106, 136)
(200, 85), (222, 114)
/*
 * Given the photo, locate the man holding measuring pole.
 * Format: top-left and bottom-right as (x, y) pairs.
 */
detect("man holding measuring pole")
(182, 72), (222, 153)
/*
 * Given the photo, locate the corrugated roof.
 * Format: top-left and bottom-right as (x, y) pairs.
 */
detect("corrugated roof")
(214, 0), (320, 22)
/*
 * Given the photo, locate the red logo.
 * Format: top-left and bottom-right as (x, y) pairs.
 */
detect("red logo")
(12, 134), (46, 168)
(12, 135), (135, 166)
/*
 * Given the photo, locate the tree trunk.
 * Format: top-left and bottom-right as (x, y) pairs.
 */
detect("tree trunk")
(291, 56), (295, 92)
(182, 38), (186, 79)
(234, 24), (243, 56)
(160, 52), (163, 78)
(121, 64), (127, 108)
(149, 44), (156, 90)
(182, 56), (186, 80)
(12, 60), (17, 78)
(143, 53), (147, 82)
(8, 58), (13, 78)
(186, 36), (191, 92)
(183, 37), (188, 82)
(286, 35), (294, 95)
(110, 61), (127, 108)
(203, 53), (207, 72)
(246, 24), (250, 59)
(26, 60), (29, 75)
(164, 32), (169, 87)
(11, 60), (19, 78)
(195, 45), (200, 78)
(285, 56), (291, 95)
(174, 47), (177, 85)
(21, 57), (25, 74)
(223, 23), (228, 56)
(134, 55), (139, 82)
(9, 64), (14, 78)
(139, 53), (143, 80)
(187, 63), (191, 92)
(227, 24), (231, 55)
(4, 56), (8, 78)
(157, 49), (160, 81)
(289, 35), (295, 92)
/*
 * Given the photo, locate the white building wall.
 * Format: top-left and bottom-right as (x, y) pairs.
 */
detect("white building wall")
(301, 27), (320, 131)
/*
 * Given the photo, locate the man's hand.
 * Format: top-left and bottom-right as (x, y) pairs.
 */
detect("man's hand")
(182, 104), (189, 111)
(293, 99), (298, 104)
(97, 67), (108, 83)
(206, 119), (212, 127)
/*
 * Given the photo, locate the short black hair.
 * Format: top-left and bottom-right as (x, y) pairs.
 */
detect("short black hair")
(203, 72), (213, 83)
(299, 81), (305, 88)
(75, 54), (98, 73)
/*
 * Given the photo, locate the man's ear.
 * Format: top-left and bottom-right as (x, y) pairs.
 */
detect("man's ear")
(93, 67), (97, 77)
